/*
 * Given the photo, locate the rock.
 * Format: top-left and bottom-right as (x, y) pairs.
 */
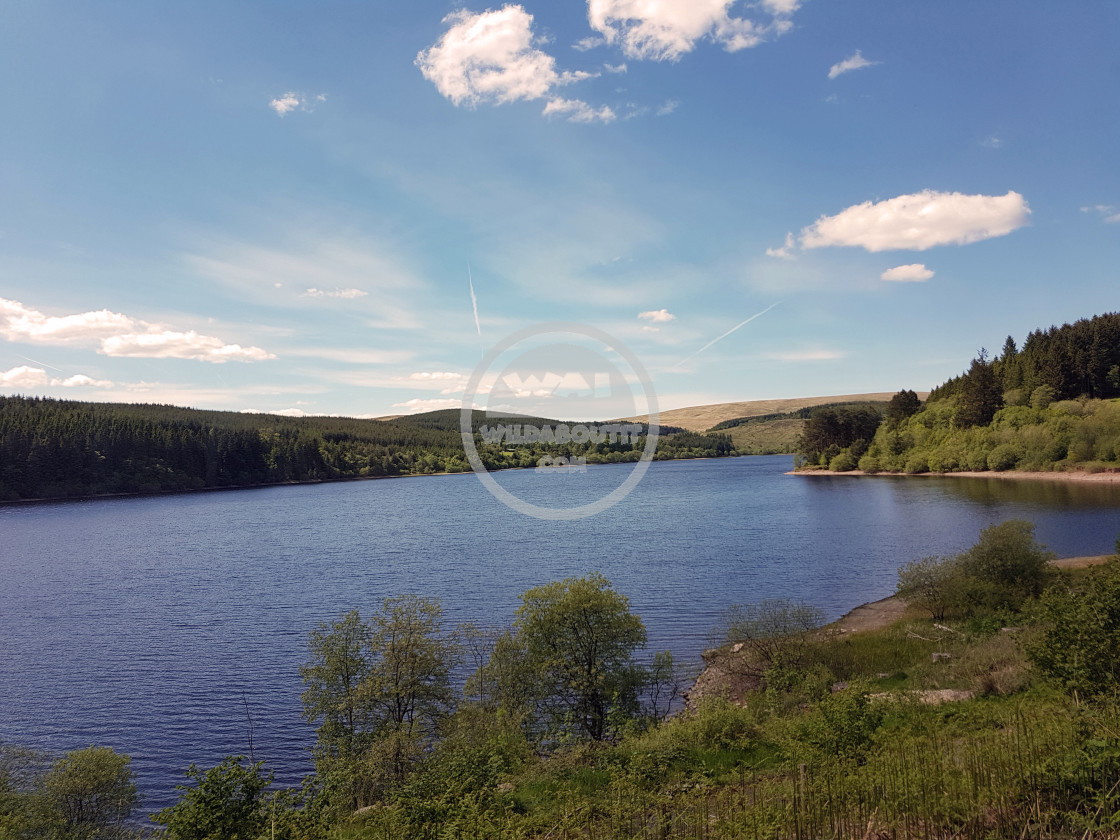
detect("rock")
(931, 652), (952, 662)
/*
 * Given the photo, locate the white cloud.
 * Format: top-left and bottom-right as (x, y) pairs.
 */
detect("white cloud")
(391, 397), (466, 413)
(800, 190), (1030, 252)
(586, 0), (795, 62)
(765, 231), (796, 259)
(638, 308), (676, 323)
(1082, 204), (1120, 223)
(604, 62), (628, 73)
(1, 365), (50, 388)
(828, 49), (879, 79)
(656, 99), (680, 116)
(101, 331), (274, 362)
(55, 374), (114, 388)
(416, 6), (574, 107)
(573, 35), (607, 52)
(0, 366), (113, 389)
(981, 135), (1003, 149)
(0, 298), (132, 343)
(302, 287), (369, 299)
(0, 297), (273, 363)
(269, 92), (325, 116)
(881, 263), (934, 282)
(543, 97), (616, 123)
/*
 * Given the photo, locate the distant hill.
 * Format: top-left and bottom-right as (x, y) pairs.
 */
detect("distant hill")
(619, 393), (922, 433)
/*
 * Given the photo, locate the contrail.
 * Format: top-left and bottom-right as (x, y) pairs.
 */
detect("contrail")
(672, 301), (783, 369)
(468, 263), (482, 338)
(20, 355), (64, 372)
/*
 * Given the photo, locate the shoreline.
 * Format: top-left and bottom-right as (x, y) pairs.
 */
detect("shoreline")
(789, 468), (1120, 484)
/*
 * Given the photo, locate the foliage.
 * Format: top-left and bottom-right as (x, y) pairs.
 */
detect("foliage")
(514, 574), (648, 743)
(716, 599), (824, 679)
(37, 746), (139, 840)
(797, 405), (882, 467)
(806, 313), (1120, 474)
(955, 348), (1004, 428)
(153, 756), (271, 840)
(300, 596), (456, 807)
(957, 519), (1055, 611)
(1030, 559), (1120, 697)
(897, 520), (1055, 619)
(896, 555), (966, 620)
(885, 388), (922, 426)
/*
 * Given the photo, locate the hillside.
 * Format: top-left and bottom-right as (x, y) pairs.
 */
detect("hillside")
(796, 313), (1120, 474)
(622, 392), (912, 433)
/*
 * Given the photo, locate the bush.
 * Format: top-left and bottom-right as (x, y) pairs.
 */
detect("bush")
(986, 443), (1022, 471)
(1030, 560), (1120, 697)
(957, 519), (1055, 611)
(829, 451), (857, 472)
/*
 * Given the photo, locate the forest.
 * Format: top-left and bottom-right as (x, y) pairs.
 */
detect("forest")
(0, 399), (732, 502)
(798, 312), (1120, 473)
(5, 526), (1120, 839)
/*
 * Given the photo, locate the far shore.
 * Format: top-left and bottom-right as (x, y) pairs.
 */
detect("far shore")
(790, 468), (1120, 484)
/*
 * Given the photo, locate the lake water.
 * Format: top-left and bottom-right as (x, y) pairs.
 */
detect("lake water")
(2, 455), (1119, 814)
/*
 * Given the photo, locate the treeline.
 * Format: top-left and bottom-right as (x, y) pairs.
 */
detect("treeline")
(0, 397), (469, 500)
(0, 397), (738, 501)
(798, 312), (1120, 472)
(8, 530), (1120, 838)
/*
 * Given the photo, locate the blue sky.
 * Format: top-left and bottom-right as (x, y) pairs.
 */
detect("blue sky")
(1, 0), (1117, 418)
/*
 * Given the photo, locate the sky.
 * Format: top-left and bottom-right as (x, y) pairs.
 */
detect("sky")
(1, 0), (1118, 419)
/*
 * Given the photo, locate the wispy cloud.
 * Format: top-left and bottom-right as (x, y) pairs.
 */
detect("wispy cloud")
(542, 97), (616, 123)
(1081, 204), (1120, 223)
(828, 49), (879, 79)
(800, 190), (1030, 252)
(638, 308), (676, 323)
(765, 232), (796, 259)
(764, 349), (844, 361)
(269, 92), (326, 116)
(302, 288), (369, 299)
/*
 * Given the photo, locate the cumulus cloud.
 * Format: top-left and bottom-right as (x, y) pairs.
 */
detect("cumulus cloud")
(543, 97), (616, 123)
(799, 190), (1030, 252)
(0, 298), (132, 343)
(765, 232), (796, 259)
(828, 49), (879, 79)
(0, 365), (50, 388)
(269, 92), (325, 116)
(881, 263), (934, 282)
(101, 331), (273, 362)
(586, 0), (796, 62)
(416, 6), (583, 107)
(302, 287), (369, 299)
(0, 297), (273, 363)
(638, 308), (676, 323)
(0, 366), (114, 389)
